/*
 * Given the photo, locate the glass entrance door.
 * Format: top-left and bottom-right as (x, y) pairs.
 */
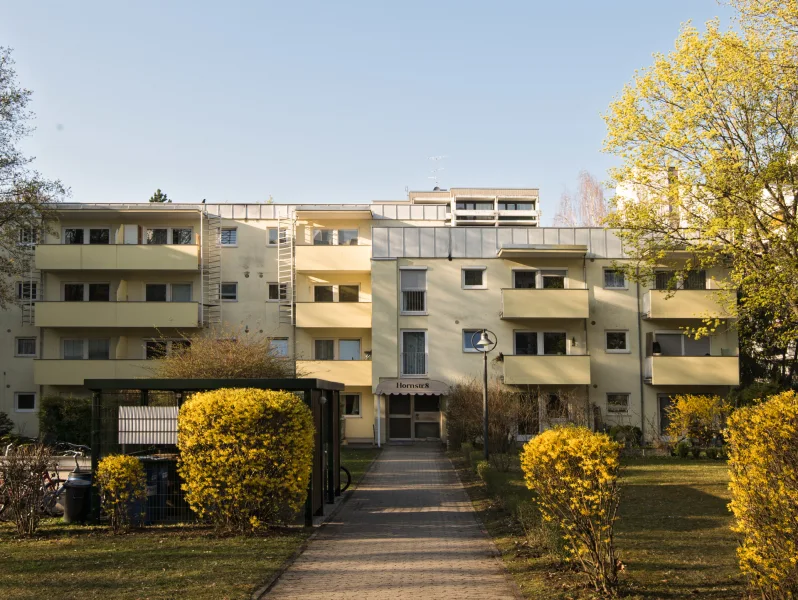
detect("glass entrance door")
(388, 394), (441, 440)
(388, 394), (412, 439)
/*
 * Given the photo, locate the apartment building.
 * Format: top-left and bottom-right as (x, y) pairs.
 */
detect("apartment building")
(0, 187), (739, 443)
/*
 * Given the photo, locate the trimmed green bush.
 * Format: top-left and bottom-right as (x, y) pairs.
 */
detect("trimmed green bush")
(706, 447), (719, 460)
(38, 396), (91, 445)
(675, 441), (690, 458)
(0, 412), (14, 438)
(691, 446), (702, 459)
(609, 424), (643, 447)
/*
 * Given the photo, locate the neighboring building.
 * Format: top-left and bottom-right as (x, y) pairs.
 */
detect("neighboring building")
(0, 187), (739, 443)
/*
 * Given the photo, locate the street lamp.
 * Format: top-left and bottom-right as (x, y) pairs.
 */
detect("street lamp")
(472, 329), (497, 460)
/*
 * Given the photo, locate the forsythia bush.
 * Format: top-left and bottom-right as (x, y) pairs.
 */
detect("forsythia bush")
(521, 426), (622, 596)
(95, 455), (146, 534)
(177, 388), (314, 534)
(665, 394), (730, 447)
(726, 390), (798, 598)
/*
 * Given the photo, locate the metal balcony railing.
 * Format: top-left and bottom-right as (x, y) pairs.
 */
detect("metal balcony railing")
(401, 291), (426, 313)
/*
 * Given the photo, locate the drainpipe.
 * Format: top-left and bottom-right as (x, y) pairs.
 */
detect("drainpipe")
(583, 256), (590, 427)
(635, 268), (646, 442)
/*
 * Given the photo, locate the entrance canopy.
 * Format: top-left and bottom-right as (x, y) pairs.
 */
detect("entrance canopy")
(375, 378), (450, 396)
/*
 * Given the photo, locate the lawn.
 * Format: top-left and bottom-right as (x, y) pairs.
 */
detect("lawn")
(451, 452), (744, 599)
(340, 445), (381, 490)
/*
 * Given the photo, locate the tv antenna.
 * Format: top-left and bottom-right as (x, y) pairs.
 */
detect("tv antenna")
(428, 155), (447, 188)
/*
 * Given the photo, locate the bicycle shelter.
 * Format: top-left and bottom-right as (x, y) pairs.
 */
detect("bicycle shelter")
(85, 378), (344, 526)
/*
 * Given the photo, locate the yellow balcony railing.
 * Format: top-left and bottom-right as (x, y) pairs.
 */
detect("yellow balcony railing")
(295, 245), (371, 272)
(644, 356), (739, 386)
(35, 302), (200, 328)
(35, 244), (200, 271)
(295, 302), (372, 328)
(501, 289), (589, 319)
(503, 355), (591, 385)
(33, 359), (156, 386)
(643, 290), (736, 320)
(297, 360), (372, 386)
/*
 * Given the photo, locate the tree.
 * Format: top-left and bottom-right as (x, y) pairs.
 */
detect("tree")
(0, 47), (65, 308)
(148, 188), (171, 203)
(552, 170), (607, 227)
(603, 6), (798, 354)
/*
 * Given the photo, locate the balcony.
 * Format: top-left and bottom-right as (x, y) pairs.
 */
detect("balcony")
(35, 302), (200, 328)
(34, 359), (155, 386)
(503, 355), (591, 385)
(295, 302), (372, 328)
(295, 246), (371, 272)
(297, 360), (372, 386)
(643, 290), (737, 320)
(35, 244), (200, 271)
(644, 356), (740, 386)
(502, 289), (589, 319)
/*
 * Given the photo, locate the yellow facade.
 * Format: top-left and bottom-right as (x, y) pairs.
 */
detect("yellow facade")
(644, 290), (737, 320)
(503, 355), (591, 385)
(501, 289), (589, 319)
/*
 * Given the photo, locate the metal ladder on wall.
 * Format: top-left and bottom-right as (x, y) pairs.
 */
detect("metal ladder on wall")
(21, 261), (40, 326)
(201, 212), (222, 327)
(277, 214), (296, 325)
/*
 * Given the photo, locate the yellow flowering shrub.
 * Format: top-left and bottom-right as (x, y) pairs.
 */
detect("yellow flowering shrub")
(726, 390), (798, 598)
(177, 388), (314, 534)
(665, 394), (730, 447)
(95, 454), (146, 534)
(521, 426), (622, 596)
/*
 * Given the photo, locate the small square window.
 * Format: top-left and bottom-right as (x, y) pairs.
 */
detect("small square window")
(15, 338), (36, 357)
(63, 228), (84, 245)
(339, 285), (359, 302)
(463, 329), (482, 352)
(313, 230), (333, 246)
(604, 269), (626, 289)
(89, 228), (110, 244)
(221, 228), (238, 246)
(171, 283), (192, 302)
(543, 332), (567, 355)
(18, 228), (38, 245)
(270, 338), (289, 357)
(15, 392), (36, 412)
(88, 283), (110, 301)
(343, 393), (361, 417)
(146, 228), (168, 245)
(172, 228), (193, 245)
(314, 286), (334, 302)
(63, 339), (85, 360)
(64, 283), (84, 302)
(338, 230), (359, 246)
(268, 283), (287, 301)
(607, 393), (630, 414)
(462, 268), (486, 289)
(513, 271), (537, 289)
(339, 339), (361, 361)
(314, 339), (335, 360)
(605, 331), (629, 353)
(146, 284), (168, 302)
(267, 228), (287, 245)
(221, 282), (238, 301)
(88, 339), (110, 360)
(541, 270), (566, 289)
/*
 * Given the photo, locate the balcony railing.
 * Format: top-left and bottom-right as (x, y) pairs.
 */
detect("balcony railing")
(297, 360), (372, 386)
(295, 245), (371, 272)
(35, 301), (201, 328)
(401, 291), (426, 313)
(644, 356), (739, 386)
(501, 289), (589, 319)
(35, 244), (200, 271)
(642, 290), (737, 320)
(33, 359), (156, 386)
(503, 354), (591, 385)
(401, 352), (427, 376)
(295, 302), (372, 328)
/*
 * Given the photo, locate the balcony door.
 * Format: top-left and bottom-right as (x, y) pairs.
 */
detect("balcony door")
(401, 330), (427, 376)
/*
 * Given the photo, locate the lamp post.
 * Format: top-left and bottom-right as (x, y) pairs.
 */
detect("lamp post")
(472, 329), (497, 460)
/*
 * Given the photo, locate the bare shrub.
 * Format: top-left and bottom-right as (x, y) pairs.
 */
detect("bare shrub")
(0, 443), (55, 536)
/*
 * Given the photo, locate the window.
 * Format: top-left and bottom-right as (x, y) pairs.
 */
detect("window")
(462, 267), (486, 290)
(16, 282), (37, 300)
(146, 284), (168, 302)
(498, 201), (535, 221)
(221, 282), (238, 301)
(15, 338), (36, 357)
(172, 228), (193, 245)
(63, 338), (110, 359)
(338, 229), (359, 246)
(313, 229), (333, 246)
(541, 270), (566, 289)
(145, 340), (167, 359)
(172, 340), (191, 353)
(268, 283), (287, 302)
(343, 393), (361, 417)
(64, 283), (84, 301)
(463, 329), (482, 353)
(63, 339), (84, 360)
(455, 200), (493, 221)
(171, 283), (192, 302)
(653, 332), (710, 356)
(401, 330), (427, 375)
(514, 332), (538, 355)
(88, 283), (110, 301)
(145, 228), (167, 245)
(543, 332), (567, 355)
(63, 228), (84, 245)
(513, 271), (537, 289)
(18, 228), (38, 245)
(400, 269), (426, 314)
(607, 393), (630, 414)
(270, 338), (289, 357)
(314, 285), (334, 302)
(220, 228), (238, 246)
(89, 228), (110, 244)
(15, 392), (36, 412)
(605, 331), (629, 353)
(88, 339), (110, 360)
(338, 339), (361, 361)
(314, 339), (335, 361)
(339, 285), (359, 303)
(63, 283), (109, 301)
(654, 271), (672, 290)
(683, 270), (707, 290)
(267, 228), (286, 246)
(604, 269), (626, 289)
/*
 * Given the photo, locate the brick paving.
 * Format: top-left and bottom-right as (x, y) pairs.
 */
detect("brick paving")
(266, 444), (518, 599)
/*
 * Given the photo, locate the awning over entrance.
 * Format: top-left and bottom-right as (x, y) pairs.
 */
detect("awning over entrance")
(375, 378), (450, 396)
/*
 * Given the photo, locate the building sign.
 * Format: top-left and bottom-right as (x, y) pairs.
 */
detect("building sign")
(375, 378), (450, 396)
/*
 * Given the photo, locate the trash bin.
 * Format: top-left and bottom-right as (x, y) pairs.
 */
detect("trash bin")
(63, 471), (92, 523)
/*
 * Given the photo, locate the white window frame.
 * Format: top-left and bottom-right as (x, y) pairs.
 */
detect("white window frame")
(603, 268), (627, 290)
(338, 338), (362, 361)
(18, 228), (38, 246)
(313, 228), (334, 246)
(511, 268), (570, 289)
(62, 226), (112, 245)
(400, 329), (428, 377)
(267, 282), (287, 302)
(337, 229), (359, 246)
(62, 282), (111, 302)
(15, 337), (37, 357)
(313, 338), (336, 361)
(462, 329), (483, 353)
(61, 337), (111, 360)
(170, 227), (194, 245)
(399, 267), (427, 316)
(461, 267), (487, 290)
(220, 227), (238, 247)
(145, 282), (192, 302)
(14, 392), (37, 413)
(312, 284), (359, 303)
(269, 337), (289, 357)
(512, 269), (538, 289)
(267, 227), (287, 246)
(512, 330), (571, 356)
(342, 392), (362, 418)
(606, 393), (631, 415)
(16, 281), (38, 300)
(653, 330), (712, 357)
(605, 330), (630, 354)
(221, 282), (238, 301)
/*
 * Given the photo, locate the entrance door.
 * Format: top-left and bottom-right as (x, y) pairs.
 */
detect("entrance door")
(388, 394), (441, 440)
(388, 394), (412, 440)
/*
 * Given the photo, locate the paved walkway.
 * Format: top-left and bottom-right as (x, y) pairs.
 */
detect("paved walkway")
(266, 444), (518, 600)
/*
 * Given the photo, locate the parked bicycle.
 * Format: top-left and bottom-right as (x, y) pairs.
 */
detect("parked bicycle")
(340, 465), (352, 493)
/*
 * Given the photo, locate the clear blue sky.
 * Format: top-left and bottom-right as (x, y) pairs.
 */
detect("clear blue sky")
(2, 1), (734, 223)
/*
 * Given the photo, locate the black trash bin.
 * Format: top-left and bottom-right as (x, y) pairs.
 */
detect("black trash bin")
(63, 471), (92, 523)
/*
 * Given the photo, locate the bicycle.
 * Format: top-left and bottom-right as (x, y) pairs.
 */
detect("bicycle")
(340, 465), (352, 493)
(41, 443), (91, 517)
